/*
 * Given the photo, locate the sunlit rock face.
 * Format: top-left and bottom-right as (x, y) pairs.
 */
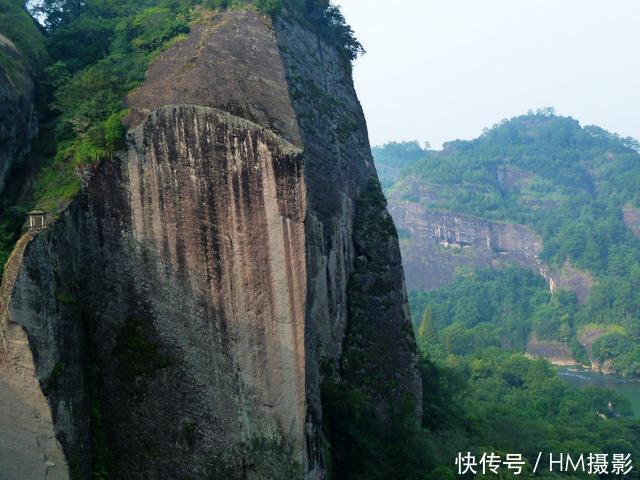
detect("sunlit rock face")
(1, 8), (420, 480)
(125, 105), (308, 455)
(90, 105), (308, 476)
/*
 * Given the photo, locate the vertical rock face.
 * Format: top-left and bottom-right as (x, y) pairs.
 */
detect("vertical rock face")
(273, 16), (420, 472)
(0, 33), (38, 195)
(389, 204), (544, 291)
(0, 8), (420, 479)
(388, 196), (593, 302)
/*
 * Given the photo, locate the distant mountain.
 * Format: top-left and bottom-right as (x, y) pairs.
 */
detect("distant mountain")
(375, 111), (640, 377)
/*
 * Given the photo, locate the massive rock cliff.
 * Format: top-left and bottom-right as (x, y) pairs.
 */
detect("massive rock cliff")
(0, 8), (419, 479)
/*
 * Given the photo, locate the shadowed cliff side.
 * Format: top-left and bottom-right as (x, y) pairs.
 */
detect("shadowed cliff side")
(9, 105), (307, 479)
(273, 13), (420, 475)
(0, 33), (38, 195)
(0, 233), (69, 480)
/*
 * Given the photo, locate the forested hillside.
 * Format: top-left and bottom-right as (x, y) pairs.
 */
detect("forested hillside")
(369, 111), (640, 478)
(375, 110), (640, 378)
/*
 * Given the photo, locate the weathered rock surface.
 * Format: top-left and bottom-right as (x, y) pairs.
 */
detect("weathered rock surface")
(547, 260), (593, 304)
(389, 203), (542, 291)
(524, 333), (575, 366)
(0, 33), (38, 195)
(388, 195), (593, 302)
(0, 8), (419, 479)
(124, 10), (301, 145)
(578, 327), (619, 375)
(0, 234), (70, 480)
(274, 13), (420, 469)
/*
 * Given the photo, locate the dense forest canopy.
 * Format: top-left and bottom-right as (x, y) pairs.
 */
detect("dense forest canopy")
(375, 111), (640, 378)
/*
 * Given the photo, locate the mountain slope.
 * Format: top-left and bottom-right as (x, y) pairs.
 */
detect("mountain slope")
(375, 111), (640, 377)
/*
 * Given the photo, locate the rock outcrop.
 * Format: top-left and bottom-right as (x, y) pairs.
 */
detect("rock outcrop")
(389, 203), (542, 291)
(0, 33), (38, 195)
(388, 194), (593, 302)
(0, 233), (69, 480)
(524, 333), (575, 366)
(0, 8), (419, 479)
(577, 327), (619, 375)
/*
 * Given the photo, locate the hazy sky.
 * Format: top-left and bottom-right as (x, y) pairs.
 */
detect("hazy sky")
(334, 0), (640, 148)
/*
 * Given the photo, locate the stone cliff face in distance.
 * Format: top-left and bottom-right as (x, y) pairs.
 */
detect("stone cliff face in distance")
(386, 179), (593, 303)
(0, 7), (419, 480)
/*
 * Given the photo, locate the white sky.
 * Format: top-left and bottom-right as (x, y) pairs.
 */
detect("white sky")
(334, 0), (640, 148)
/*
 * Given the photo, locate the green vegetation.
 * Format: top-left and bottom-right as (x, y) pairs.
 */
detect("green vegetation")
(372, 140), (426, 168)
(372, 140), (426, 188)
(419, 349), (640, 479)
(592, 333), (640, 376)
(409, 266), (587, 360)
(34, 1), (193, 213)
(322, 325), (640, 479)
(321, 375), (430, 480)
(361, 112), (640, 477)
(375, 110), (640, 377)
(0, 0), (48, 70)
(321, 177), (431, 479)
(326, 260), (640, 478)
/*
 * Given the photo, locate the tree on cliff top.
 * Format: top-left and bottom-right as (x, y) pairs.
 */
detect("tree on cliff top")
(27, 0), (364, 60)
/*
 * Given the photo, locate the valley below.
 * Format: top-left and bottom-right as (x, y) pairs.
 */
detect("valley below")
(557, 366), (640, 418)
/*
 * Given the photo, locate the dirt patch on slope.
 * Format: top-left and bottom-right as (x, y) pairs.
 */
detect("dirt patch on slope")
(525, 333), (575, 366)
